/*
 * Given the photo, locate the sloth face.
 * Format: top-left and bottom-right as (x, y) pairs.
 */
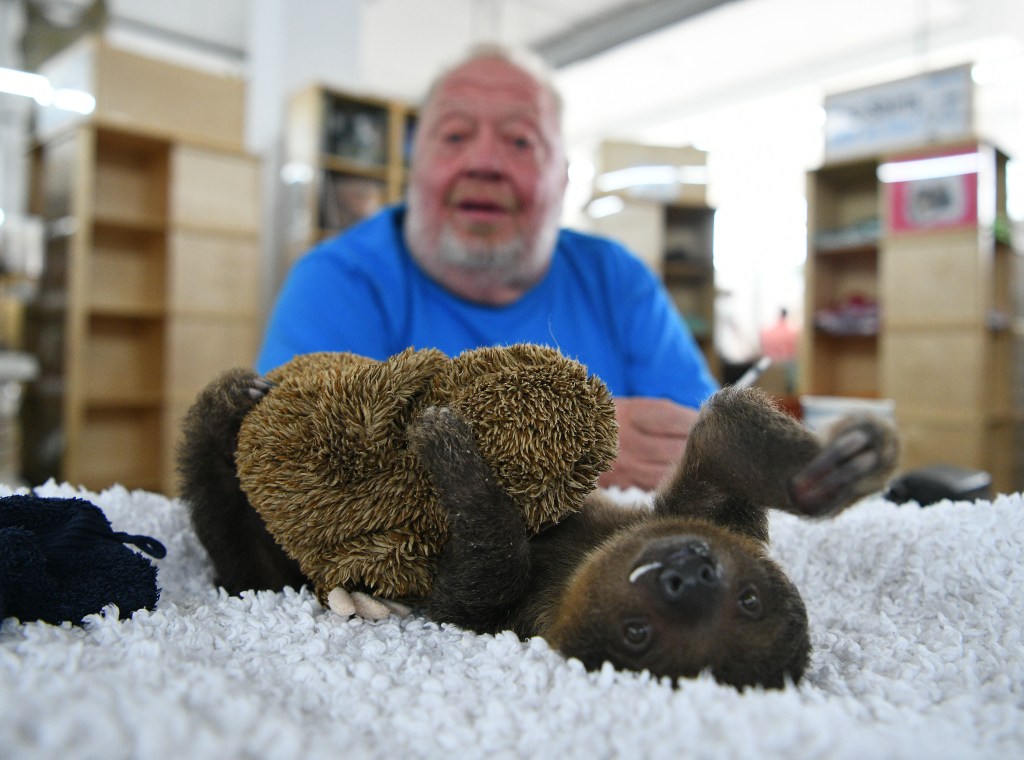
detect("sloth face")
(545, 519), (810, 689)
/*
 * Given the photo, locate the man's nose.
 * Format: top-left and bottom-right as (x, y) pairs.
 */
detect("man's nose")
(461, 129), (505, 178)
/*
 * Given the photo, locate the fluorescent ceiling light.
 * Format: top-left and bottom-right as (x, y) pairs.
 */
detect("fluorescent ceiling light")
(0, 67), (50, 99)
(586, 195), (625, 218)
(567, 159), (595, 185)
(48, 88), (96, 114)
(595, 164), (709, 192)
(877, 152), (979, 183)
(0, 65), (95, 114)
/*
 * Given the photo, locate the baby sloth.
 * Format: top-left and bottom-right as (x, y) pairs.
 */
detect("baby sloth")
(181, 379), (898, 690)
(406, 387), (898, 689)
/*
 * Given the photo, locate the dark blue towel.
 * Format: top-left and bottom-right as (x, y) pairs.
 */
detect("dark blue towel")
(0, 495), (165, 625)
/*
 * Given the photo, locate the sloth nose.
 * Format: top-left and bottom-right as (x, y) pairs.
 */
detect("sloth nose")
(658, 553), (721, 611)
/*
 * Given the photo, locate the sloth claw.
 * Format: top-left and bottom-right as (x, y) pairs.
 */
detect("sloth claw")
(790, 418), (891, 516)
(245, 376), (274, 401)
(326, 587), (410, 620)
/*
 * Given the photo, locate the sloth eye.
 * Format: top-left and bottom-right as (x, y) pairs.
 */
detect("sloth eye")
(622, 619), (652, 651)
(737, 586), (763, 619)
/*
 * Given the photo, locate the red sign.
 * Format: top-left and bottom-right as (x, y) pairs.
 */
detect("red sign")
(883, 150), (979, 234)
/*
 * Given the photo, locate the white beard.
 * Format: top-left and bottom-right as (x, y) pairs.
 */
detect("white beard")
(434, 226), (524, 271)
(404, 184), (562, 286)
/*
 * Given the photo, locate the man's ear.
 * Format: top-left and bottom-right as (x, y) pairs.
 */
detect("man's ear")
(556, 157), (570, 194)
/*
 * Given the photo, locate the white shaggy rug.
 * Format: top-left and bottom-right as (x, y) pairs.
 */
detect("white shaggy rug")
(1, 479), (1023, 759)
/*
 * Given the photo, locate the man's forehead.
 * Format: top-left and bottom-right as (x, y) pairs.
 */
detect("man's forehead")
(431, 59), (553, 116)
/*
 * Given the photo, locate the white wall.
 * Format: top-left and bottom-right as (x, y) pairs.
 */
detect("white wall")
(0, 0), (30, 219)
(245, 0), (364, 311)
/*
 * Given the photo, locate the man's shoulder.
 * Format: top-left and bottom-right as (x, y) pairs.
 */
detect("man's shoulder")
(557, 225), (621, 251)
(556, 227), (654, 279)
(300, 207), (406, 272)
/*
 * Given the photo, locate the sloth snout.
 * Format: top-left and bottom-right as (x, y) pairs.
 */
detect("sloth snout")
(659, 556), (720, 597)
(631, 536), (725, 616)
(657, 545), (723, 616)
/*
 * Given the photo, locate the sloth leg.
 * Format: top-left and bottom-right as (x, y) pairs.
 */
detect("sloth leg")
(178, 368), (267, 475)
(408, 406), (532, 632)
(655, 387), (899, 530)
(178, 369), (305, 594)
(789, 414), (900, 516)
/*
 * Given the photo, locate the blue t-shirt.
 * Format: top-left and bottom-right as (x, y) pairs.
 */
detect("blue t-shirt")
(257, 206), (718, 409)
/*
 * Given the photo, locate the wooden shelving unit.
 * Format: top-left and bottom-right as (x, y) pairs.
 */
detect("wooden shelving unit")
(20, 39), (261, 494)
(590, 142), (718, 376)
(592, 199), (717, 372)
(282, 85), (416, 263)
(802, 141), (1022, 493)
(803, 158), (881, 398)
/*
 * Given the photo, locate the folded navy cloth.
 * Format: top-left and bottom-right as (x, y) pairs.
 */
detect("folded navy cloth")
(0, 495), (165, 625)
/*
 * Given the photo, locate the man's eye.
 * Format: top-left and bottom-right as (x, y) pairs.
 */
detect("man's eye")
(509, 135), (534, 150)
(443, 132), (467, 144)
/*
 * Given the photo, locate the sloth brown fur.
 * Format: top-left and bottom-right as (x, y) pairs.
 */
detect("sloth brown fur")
(178, 344), (618, 602)
(179, 347), (899, 690)
(406, 387), (898, 689)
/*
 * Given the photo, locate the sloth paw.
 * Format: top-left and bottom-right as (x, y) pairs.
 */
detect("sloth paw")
(409, 406), (489, 490)
(205, 370), (273, 422)
(409, 406), (516, 529)
(790, 416), (899, 516)
(244, 376), (274, 402)
(326, 587), (411, 620)
(409, 405), (475, 452)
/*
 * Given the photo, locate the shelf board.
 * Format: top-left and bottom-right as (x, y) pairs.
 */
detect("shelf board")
(812, 327), (879, 340)
(88, 304), (166, 319)
(663, 259), (712, 279)
(165, 306), (259, 321)
(172, 222), (260, 239)
(94, 213), (167, 234)
(884, 318), (993, 331)
(813, 242), (878, 257)
(321, 154), (389, 179)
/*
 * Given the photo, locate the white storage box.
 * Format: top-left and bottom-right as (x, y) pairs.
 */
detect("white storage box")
(800, 395), (895, 435)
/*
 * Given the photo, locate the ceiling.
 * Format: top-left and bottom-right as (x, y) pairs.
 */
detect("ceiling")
(20, 0), (711, 64)
(14, 0), (1024, 160)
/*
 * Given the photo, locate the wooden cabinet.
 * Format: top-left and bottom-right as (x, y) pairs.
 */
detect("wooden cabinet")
(802, 141), (1022, 492)
(592, 199), (717, 372)
(803, 158), (881, 398)
(21, 41), (260, 495)
(36, 36), (245, 148)
(282, 85), (415, 263)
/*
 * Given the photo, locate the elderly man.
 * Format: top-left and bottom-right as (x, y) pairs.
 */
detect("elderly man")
(256, 44), (718, 490)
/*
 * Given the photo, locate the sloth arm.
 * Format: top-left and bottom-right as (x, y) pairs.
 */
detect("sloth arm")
(653, 387), (896, 540)
(408, 407), (533, 634)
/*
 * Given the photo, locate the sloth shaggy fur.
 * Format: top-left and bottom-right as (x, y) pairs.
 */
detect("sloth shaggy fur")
(178, 344), (618, 603)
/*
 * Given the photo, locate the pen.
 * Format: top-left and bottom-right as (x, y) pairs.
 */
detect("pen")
(733, 356), (772, 388)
